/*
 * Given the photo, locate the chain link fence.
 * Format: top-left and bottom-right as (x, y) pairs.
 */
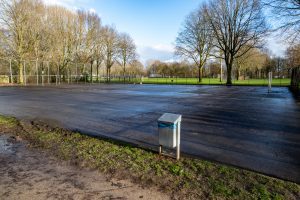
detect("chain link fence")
(0, 58), (111, 85)
(0, 57), (293, 87)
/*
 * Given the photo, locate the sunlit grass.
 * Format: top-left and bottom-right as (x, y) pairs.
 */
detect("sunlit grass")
(0, 115), (299, 199)
(140, 78), (291, 86)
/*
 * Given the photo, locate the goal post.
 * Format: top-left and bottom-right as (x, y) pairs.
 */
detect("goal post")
(268, 71), (272, 93)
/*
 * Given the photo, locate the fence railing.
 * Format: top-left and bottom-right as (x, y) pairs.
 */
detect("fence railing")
(0, 57), (293, 87)
(0, 75), (291, 87)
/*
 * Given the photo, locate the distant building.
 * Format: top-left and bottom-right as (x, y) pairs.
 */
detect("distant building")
(149, 74), (162, 78)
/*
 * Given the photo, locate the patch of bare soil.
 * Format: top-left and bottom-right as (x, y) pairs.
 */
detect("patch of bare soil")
(0, 134), (169, 200)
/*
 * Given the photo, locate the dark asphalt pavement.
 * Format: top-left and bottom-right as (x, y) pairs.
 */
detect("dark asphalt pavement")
(0, 84), (299, 183)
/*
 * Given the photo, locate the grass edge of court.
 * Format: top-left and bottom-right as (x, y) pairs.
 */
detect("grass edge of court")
(0, 115), (299, 200)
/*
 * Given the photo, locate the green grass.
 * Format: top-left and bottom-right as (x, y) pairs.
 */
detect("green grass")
(74, 77), (292, 87)
(140, 78), (291, 86)
(0, 115), (299, 199)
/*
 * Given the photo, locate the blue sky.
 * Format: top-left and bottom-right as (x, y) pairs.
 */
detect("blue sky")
(95, 0), (202, 63)
(44, 0), (285, 64)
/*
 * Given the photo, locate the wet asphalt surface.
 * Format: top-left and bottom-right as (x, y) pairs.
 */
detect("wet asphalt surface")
(0, 84), (299, 183)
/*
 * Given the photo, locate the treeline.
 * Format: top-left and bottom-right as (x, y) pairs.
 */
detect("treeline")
(146, 50), (292, 80)
(0, 0), (299, 87)
(146, 60), (197, 77)
(174, 0), (300, 85)
(0, 0), (140, 83)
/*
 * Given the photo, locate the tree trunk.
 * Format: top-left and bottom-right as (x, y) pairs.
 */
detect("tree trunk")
(106, 66), (109, 83)
(90, 61), (93, 82)
(220, 60), (223, 83)
(236, 69), (240, 81)
(96, 61), (99, 82)
(18, 62), (24, 84)
(62, 68), (66, 82)
(226, 62), (233, 85)
(109, 68), (111, 82)
(123, 64), (126, 83)
(198, 66), (203, 82)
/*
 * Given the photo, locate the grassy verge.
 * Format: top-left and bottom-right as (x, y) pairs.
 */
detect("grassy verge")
(0, 115), (299, 200)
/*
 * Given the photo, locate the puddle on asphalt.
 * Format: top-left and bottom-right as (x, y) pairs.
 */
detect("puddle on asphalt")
(0, 135), (13, 154)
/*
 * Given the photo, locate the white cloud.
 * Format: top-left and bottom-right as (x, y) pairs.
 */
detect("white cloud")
(164, 58), (182, 63)
(43, 0), (74, 6)
(137, 44), (176, 65)
(89, 8), (96, 14)
(43, 0), (94, 11)
(151, 44), (174, 52)
(43, 0), (99, 18)
(266, 35), (288, 57)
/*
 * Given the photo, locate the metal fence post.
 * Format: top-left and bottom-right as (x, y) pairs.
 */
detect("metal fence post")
(36, 59), (39, 86)
(268, 71), (272, 93)
(56, 64), (59, 86)
(9, 59), (13, 84)
(68, 64), (70, 84)
(48, 61), (50, 85)
(99, 69), (101, 85)
(84, 63), (86, 84)
(42, 71), (44, 86)
(57, 64), (60, 85)
(70, 68), (73, 84)
(76, 63), (78, 84)
(24, 61), (26, 86)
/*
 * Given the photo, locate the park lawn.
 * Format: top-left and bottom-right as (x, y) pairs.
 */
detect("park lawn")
(140, 78), (291, 86)
(0, 115), (299, 199)
(143, 77), (223, 85)
(232, 79), (290, 86)
(79, 77), (292, 87)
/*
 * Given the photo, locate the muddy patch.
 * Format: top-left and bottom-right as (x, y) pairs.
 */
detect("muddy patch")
(0, 133), (169, 200)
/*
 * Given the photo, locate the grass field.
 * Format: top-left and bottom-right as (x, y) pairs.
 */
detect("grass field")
(105, 77), (291, 86)
(66, 76), (292, 87)
(139, 78), (291, 86)
(0, 115), (299, 199)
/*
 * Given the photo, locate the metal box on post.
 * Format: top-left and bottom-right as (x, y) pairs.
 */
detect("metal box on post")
(158, 113), (182, 160)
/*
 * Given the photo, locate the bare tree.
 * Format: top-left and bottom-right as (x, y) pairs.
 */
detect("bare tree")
(176, 4), (213, 82)
(0, 0), (140, 84)
(0, 0), (44, 83)
(86, 12), (101, 82)
(94, 27), (105, 82)
(129, 59), (144, 76)
(117, 33), (137, 82)
(73, 12), (104, 82)
(264, 0), (300, 42)
(206, 0), (268, 85)
(286, 44), (300, 68)
(102, 25), (119, 82)
(47, 6), (77, 79)
(286, 44), (300, 92)
(28, 2), (45, 61)
(234, 47), (266, 80)
(262, 0), (300, 93)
